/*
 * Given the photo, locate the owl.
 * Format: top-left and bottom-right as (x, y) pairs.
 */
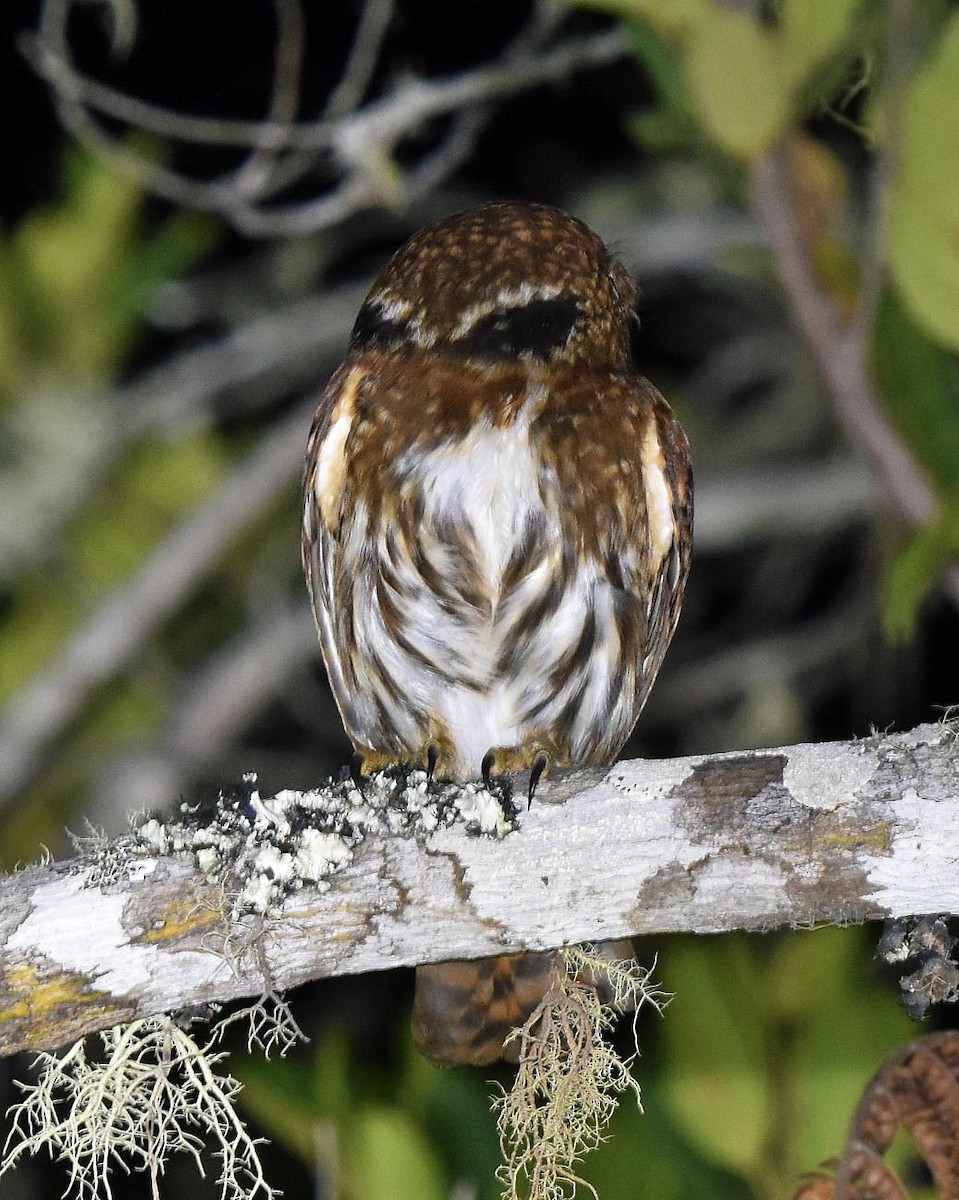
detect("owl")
(302, 202), (692, 1065)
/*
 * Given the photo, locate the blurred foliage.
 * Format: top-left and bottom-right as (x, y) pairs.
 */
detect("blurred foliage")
(885, 9), (959, 352)
(584, 0), (959, 641)
(0, 148), (222, 861)
(588, 0), (864, 160)
(0, 145), (213, 391)
(234, 1024), (501, 1200)
(229, 930), (927, 1200)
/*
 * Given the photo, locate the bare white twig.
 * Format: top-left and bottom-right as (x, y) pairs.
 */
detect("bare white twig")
(25, 0), (629, 235)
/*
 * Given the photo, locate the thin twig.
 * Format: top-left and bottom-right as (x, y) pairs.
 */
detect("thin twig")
(754, 145), (959, 607)
(230, 0), (307, 202)
(752, 145), (937, 528)
(324, 0), (395, 120)
(23, 2), (629, 236)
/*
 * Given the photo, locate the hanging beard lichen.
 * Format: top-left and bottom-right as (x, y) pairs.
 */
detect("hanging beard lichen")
(494, 944), (667, 1200)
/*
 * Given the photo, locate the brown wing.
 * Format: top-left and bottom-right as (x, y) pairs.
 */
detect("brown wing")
(526, 370), (693, 759)
(301, 361), (368, 740)
(634, 391), (694, 716)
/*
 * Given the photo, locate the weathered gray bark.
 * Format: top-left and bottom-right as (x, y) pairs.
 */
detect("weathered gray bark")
(1, 721), (957, 1057)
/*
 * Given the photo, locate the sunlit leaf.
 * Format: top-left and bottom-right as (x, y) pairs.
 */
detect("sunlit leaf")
(660, 935), (772, 1180)
(345, 1105), (446, 1200)
(883, 505), (959, 639)
(872, 289), (959, 494)
(885, 11), (959, 349)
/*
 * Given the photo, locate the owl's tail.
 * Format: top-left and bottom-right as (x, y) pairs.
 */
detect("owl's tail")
(411, 941), (636, 1067)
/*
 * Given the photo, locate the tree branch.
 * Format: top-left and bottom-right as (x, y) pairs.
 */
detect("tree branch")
(2, 721), (956, 1058)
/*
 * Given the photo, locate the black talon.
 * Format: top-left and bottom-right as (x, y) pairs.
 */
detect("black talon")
(481, 750), (496, 791)
(349, 751), (366, 790)
(426, 742), (440, 786)
(528, 751), (549, 808)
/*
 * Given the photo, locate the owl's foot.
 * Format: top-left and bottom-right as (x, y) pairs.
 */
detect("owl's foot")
(415, 738), (462, 786)
(481, 749), (496, 792)
(347, 746), (405, 790)
(528, 750), (550, 808)
(425, 741), (441, 786)
(481, 744), (555, 807)
(350, 741), (452, 790)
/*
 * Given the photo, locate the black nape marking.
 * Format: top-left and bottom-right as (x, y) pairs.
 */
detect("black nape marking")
(350, 303), (411, 352)
(452, 295), (583, 361)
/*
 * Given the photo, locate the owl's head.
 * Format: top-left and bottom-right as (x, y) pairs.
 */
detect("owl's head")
(349, 203), (638, 370)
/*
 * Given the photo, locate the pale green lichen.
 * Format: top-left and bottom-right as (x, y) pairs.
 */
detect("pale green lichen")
(495, 945), (666, 1200)
(0, 1013), (278, 1200)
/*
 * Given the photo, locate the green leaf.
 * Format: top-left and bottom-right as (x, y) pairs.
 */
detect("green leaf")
(345, 1105), (446, 1200)
(767, 927), (916, 1176)
(780, 0), (861, 85)
(683, 6), (791, 159)
(69, 434), (227, 590)
(234, 1030), (357, 1177)
(404, 1051), (501, 1199)
(8, 146), (214, 381)
(883, 503), (959, 639)
(885, 11), (959, 349)
(0, 583), (74, 700)
(626, 18), (701, 153)
(0, 237), (26, 397)
(584, 0), (864, 160)
(575, 0), (710, 40)
(236, 1056), (327, 1165)
(15, 151), (144, 376)
(660, 935), (773, 1180)
(872, 288), (959, 494)
(583, 1090), (755, 1200)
